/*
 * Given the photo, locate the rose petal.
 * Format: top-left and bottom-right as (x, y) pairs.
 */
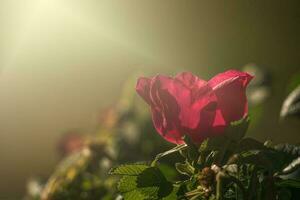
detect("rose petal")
(182, 85), (217, 130)
(136, 77), (152, 105)
(209, 70), (253, 123)
(208, 70), (253, 89)
(149, 75), (187, 144)
(185, 100), (218, 143)
(136, 76), (184, 143)
(175, 72), (206, 89)
(150, 75), (190, 103)
(151, 107), (184, 144)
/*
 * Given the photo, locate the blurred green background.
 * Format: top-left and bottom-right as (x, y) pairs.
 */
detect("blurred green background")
(0, 0), (299, 198)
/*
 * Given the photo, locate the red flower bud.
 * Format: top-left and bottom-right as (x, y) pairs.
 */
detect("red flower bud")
(136, 70), (253, 144)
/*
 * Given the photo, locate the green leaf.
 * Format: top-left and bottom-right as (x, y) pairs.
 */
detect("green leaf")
(112, 166), (173, 200)
(109, 164), (149, 175)
(123, 190), (146, 200)
(162, 185), (179, 200)
(158, 164), (178, 181)
(118, 176), (137, 192)
(175, 162), (195, 176)
(137, 167), (173, 198)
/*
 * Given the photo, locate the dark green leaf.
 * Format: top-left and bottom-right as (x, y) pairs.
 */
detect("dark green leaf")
(162, 185), (179, 200)
(113, 166), (173, 200)
(137, 167), (173, 198)
(158, 164), (178, 181)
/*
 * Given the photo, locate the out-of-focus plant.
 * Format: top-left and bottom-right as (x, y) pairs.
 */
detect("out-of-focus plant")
(40, 142), (116, 200)
(110, 70), (300, 200)
(57, 130), (85, 157)
(23, 73), (175, 200)
(23, 177), (45, 200)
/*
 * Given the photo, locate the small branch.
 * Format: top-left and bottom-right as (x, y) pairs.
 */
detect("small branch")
(216, 172), (224, 200)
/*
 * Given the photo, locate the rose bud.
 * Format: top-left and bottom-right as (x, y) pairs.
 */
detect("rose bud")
(136, 70), (253, 144)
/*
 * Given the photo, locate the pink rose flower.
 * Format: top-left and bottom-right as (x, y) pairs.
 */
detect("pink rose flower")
(136, 70), (253, 144)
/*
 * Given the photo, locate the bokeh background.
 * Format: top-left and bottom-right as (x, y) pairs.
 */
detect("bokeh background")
(0, 0), (299, 198)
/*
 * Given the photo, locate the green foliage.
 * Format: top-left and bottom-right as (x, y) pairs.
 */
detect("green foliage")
(110, 164), (174, 200)
(118, 176), (138, 192)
